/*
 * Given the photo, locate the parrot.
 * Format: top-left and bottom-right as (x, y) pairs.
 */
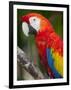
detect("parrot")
(21, 13), (63, 79)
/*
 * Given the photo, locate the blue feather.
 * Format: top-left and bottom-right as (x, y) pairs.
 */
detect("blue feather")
(46, 48), (62, 78)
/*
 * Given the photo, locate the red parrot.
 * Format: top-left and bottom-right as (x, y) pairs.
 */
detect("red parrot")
(21, 13), (63, 78)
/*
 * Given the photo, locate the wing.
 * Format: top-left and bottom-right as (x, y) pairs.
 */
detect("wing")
(46, 48), (63, 78)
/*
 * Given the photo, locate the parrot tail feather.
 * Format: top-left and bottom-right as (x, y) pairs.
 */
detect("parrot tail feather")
(47, 67), (55, 79)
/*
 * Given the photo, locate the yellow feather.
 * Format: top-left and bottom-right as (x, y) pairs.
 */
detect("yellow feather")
(51, 48), (63, 77)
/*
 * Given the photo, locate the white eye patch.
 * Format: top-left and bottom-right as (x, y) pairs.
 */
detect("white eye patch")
(22, 22), (29, 37)
(29, 17), (40, 32)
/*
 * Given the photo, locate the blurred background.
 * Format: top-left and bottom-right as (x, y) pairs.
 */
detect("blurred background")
(17, 9), (63, 80)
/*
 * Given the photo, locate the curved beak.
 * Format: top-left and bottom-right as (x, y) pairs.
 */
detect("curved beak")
(28, 24), (37, 35)
(22, 22), (29, 37)
(22, 22), (37, 37)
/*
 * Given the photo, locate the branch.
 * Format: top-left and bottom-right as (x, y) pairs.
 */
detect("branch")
(17, 47), (44, 79)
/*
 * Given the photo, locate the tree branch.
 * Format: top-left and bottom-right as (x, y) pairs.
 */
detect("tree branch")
(17, 47), (44, 79)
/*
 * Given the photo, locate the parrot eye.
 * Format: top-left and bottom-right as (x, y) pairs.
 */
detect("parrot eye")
(33, 18), (36, 21)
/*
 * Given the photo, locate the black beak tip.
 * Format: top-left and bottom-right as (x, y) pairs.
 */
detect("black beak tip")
(28, 25), (37, 35)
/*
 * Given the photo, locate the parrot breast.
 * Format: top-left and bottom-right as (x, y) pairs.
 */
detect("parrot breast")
(35, 31), (55, 78)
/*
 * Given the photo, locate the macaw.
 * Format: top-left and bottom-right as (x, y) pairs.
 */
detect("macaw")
(21, 13), (63, 78)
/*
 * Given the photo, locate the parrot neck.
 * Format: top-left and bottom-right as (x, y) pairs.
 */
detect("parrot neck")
(39, 18), (54, 33)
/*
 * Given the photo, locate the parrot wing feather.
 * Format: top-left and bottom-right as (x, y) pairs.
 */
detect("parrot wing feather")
(46, 48), (63, 78)
(51, 48), (63, 77)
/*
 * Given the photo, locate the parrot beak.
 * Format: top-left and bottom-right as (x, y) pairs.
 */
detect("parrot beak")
(22, 22), (29, 37)
(28, 24), (37, 35)
(22, 22), (37, 37)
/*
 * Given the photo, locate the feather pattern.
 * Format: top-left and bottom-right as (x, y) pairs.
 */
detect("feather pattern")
(51, 48), (63, 77)
(46, 48), (62, 78)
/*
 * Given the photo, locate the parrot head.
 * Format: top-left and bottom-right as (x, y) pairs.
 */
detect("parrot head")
(21, 13), (54, 37)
